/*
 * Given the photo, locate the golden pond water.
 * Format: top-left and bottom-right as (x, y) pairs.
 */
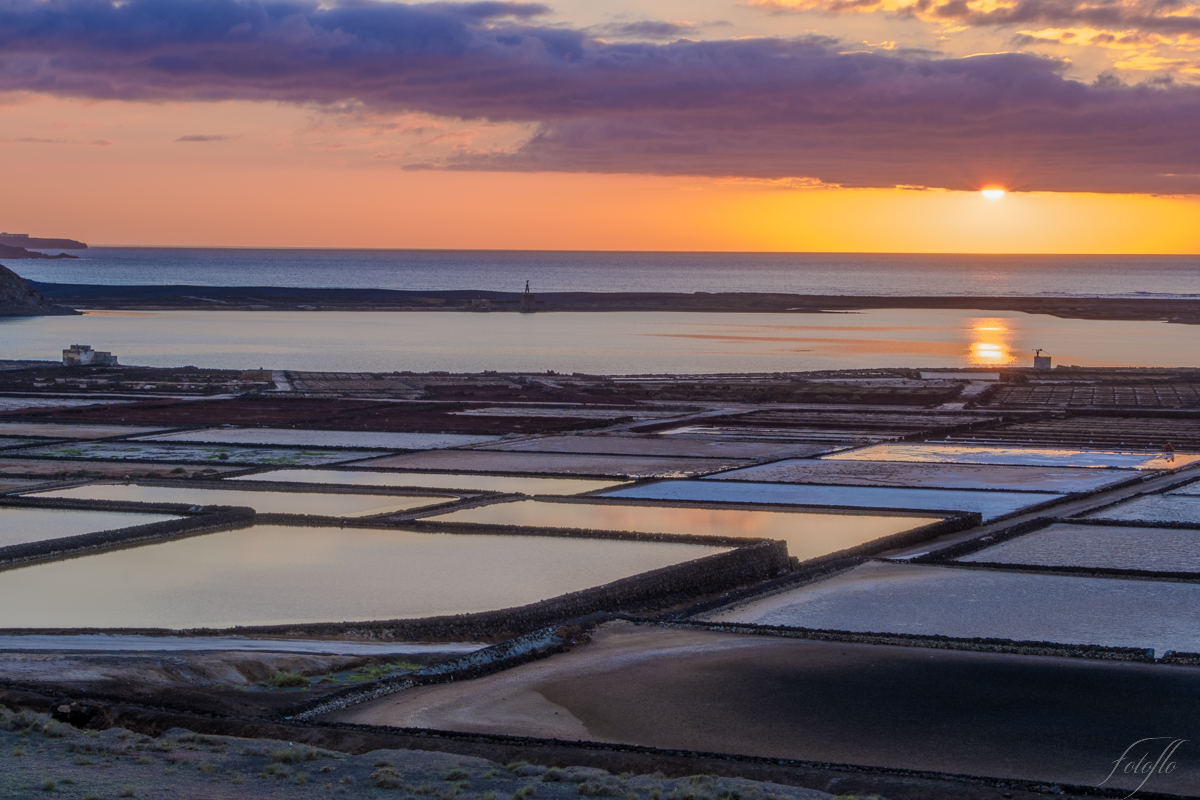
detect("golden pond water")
(428, 500), (941, 560)
(0, 524), (727, 629)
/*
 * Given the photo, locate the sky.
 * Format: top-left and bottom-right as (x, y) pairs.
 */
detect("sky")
(1, 0), (1199, 252)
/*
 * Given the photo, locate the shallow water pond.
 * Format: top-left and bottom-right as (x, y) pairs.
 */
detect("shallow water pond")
(427, 500), (940, 560)
(231, 469), (628, 495)
(0, 525), (728, 629)
(29, 484), (453, 518)
(0, 507), (179, 549)
(825, 444), (1196, 470)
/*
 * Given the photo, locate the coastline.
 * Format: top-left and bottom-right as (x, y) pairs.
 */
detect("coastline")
(26, 283), (1200, 324)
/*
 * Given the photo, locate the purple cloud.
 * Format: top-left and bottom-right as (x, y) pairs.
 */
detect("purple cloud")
(0, 0), (1198, 192)
(589, 20), (698, 39)
(755, 0), (1200, 36)
(176, 134), (235, 141)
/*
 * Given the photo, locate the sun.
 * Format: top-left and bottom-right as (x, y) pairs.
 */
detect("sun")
(982, 188), (1006, 200)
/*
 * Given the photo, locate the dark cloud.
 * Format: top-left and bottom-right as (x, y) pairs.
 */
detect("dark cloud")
(1, 0), (1198, 192)
(176, 134), (235, 142)
(755, 0), (1200, 36)
(921, 0), (1200, 34)
(589, 20), (696, 40)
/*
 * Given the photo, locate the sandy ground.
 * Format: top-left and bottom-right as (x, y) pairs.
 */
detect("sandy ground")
(0, 709), (834, 800)
(331, 621), (1200, 794)
(354, 451), (751, 478)
(704, 561), (1200, 655)
(0, 478), (47, 493)
(706, 459), (1132, 493)
(474, 436), (832, 461)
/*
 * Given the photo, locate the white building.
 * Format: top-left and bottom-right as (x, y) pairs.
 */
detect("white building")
(62, 344), (119, 367)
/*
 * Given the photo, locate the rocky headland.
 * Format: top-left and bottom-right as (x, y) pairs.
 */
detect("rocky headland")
(0, 243), (78, 260)
(0, 264), (78, 316)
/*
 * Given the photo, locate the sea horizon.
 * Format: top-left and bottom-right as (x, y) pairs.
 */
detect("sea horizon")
(15, 248), (1200, 299)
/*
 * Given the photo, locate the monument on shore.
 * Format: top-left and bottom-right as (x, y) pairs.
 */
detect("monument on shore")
(520, 280), (536, 313)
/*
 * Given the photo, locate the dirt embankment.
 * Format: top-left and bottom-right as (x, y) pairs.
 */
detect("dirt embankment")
(27, 282), (1200, 324)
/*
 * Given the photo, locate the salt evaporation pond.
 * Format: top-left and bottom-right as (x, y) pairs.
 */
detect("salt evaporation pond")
(0, 507), (179, 549)
(0, 438), (41, 450)
(139, 428), (498, 450)
(1171, 480), (1200, 496)
(30, 485), (453, 518)
(825, 444), (1196, 470)
(0, 525), (728, 629)
(477, 435), (832, 461)
(357, 450), (748, 478)
(708, 459), (1132, 493)
(960, 523), (1200, 572)
(231, 469), (628, 495)
(1084, 494), (1200, 525)
(23, 441), (376, 466)
(705, 561), (1200, 656)
(604, 481), (1060, 521)
(0, 422), (168, 439)
(426, 500), (940, 560)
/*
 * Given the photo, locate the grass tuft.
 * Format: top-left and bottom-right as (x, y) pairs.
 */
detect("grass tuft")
(264, 671), (309, 688)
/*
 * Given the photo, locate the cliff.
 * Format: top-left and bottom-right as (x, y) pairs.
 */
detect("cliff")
(0, 235), (87, 249)
(0, 243), (78, 260)
(0, 264), (78, 316)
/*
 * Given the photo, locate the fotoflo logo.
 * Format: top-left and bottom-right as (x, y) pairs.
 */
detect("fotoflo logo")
(1100, 737), (1188, 798)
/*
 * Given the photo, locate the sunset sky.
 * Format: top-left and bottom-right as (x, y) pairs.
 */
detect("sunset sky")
(2, 0), (1199, 251)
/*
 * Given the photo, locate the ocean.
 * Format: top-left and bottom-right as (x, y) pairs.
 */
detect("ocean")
(6, 249), (1198, 373)
(14, 249), (1200, 298)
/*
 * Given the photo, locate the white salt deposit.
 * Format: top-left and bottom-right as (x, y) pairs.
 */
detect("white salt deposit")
(604, 481), (1061, 520)
(1084, 494), (1200, 525)
(960, 523), (1200, 572)
(705, 561), (1200, 656)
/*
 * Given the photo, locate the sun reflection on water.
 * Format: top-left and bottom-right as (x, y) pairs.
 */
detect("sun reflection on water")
(968, 319), (1014, 365)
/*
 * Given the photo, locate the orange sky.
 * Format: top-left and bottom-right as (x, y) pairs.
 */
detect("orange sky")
(2, 92), (1199, 253)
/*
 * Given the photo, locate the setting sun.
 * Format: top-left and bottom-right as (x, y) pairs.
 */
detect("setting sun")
(982, 189), (1006, 200)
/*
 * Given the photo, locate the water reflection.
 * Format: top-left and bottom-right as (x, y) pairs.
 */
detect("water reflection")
(0, 525), (726, 629)
(0, 507), (179, 549)
(3, 309), (1197, 372)
(428, 500), (940, 561)
(968, 319), (1013, 366)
